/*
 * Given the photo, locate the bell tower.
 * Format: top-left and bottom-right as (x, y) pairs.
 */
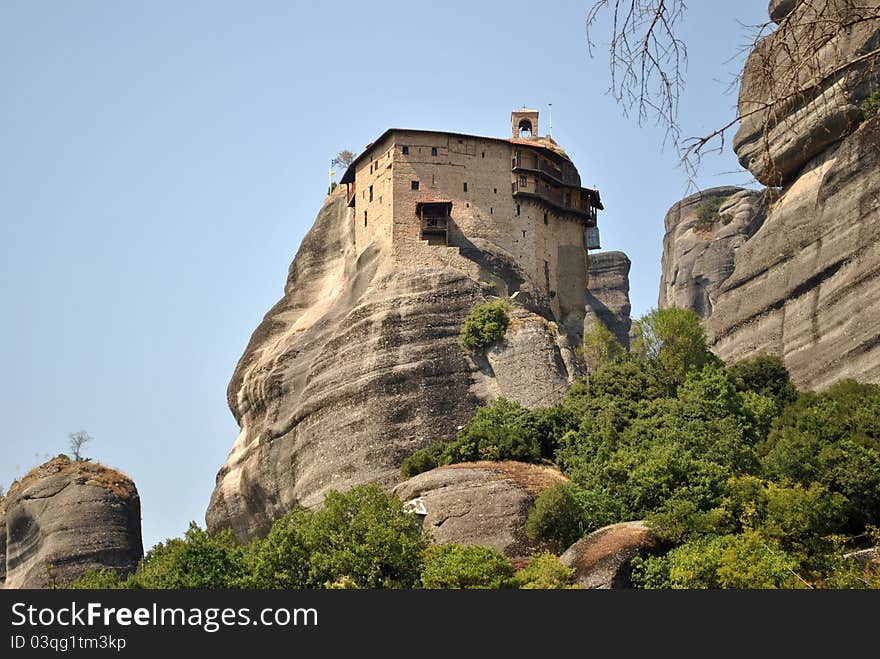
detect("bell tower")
(511, 109), (539, 139)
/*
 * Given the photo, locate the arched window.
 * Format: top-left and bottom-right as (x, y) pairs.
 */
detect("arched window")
(518, 119), (533, 138)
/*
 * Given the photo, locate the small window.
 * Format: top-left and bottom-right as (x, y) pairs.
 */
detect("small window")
(490, 207), (494, 214)
(363, 211), (368, 227)
(522, 230), (527, 238)
(411, 180), (420, 190)
(463, 182), (468, 193)
(516, 204), (521, 216)
(369, 164), (373, 174)
(543, 212), (548, 225)
(519, 175), (527, 187)
(402, 145), (409, 155)
(431, 147), (438, 156)
(481, 151), (486, 158)
(379, 195), (383, 205)
(493, 188), (497, 194)
(369, 185), (373, 202)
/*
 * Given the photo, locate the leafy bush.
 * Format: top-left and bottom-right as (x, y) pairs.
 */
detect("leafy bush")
(420, 544), (514, 589)
(68, 568), (128, 589)
(525, 483), (585, 551)
(460, 300), (510, 352)
(249, 485), (428, 589)
(861, 88), (880, 122)
(131, 523), (250, 589)
(400, 442), (446, 479)
(727, 353), (798, 408)
(512, 552), (577, 589)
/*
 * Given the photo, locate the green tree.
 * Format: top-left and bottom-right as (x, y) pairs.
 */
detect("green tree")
(578, 320), (625, 371)
(632, 307), (715, 388)
(443, 397), (541, 464)
(727, 353), (797, 408)
(460, 300), (510, 352)
(525, 483), (585, 552)
(249, 485), (428, 589)
(130, 523), (250, 589)
(420, 544), (514, 589)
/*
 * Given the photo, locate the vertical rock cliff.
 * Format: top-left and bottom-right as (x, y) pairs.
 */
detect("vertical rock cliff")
(658, 187), (767, 319)
(660, 0), (880, 389)
(2, 456), (143, 589)
(207, 189), (583, 541)
(585, 251), (633, 349)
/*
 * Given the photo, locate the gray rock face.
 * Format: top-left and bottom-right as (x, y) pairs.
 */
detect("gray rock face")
(480, 307), (578, 408)
(3, 456), (143, 589)
(560, 521), (660, 589)
(392, 461), (567, 558)
(734, 0), (880, 185)
(709, 118), (880, 389)
(585, 251), (632, 349)
(207, 191), (580, 542)
(658, 187), (767, 318)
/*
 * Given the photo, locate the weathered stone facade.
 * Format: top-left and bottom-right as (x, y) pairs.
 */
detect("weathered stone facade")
(341, 112), (603, 340)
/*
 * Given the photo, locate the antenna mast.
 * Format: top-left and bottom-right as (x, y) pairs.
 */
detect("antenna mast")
(548, 103), (553, 137)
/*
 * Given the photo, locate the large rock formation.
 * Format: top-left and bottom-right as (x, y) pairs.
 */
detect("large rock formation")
(658, 187), (767, 319)
(207, 189), (582, 541)
(734, 0), (880, 185)
(660, 2), (880, 389)
(3, 456), (143, 589)
(585, 251), (632, 348)
(392, 461), (567, 558)
(559, 521), (661, 589)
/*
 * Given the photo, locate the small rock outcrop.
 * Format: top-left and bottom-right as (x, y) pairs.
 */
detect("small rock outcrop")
(559, 521), (660, 589)
(658, 187), (767, 319)
(585, 251), (632, 349)
(3, 456), (143, 589)
(392, 461), (567, 559)
(207, 190), (581, 542)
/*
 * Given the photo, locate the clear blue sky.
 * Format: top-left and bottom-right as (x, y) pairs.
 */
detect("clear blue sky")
(1, 0), (769, 550)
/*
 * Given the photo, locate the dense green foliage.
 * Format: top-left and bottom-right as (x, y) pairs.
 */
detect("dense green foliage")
(511, 552), (577, 589)
(248, 485), (429, 589)
(400, 397), (568, 477)
(460, 300), (510, 352)
(419, 544), (514, 589)
(71, 305), (879, 590)
(577, 320), (625, 371)
(525, 483), (586, 552)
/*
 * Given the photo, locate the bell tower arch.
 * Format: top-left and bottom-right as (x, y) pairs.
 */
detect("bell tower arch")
(511, 109), (539, 139)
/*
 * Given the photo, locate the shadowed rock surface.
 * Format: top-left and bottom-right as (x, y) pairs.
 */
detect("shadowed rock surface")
(769, 0), (798, 23)
(560, 521), (660, 589)
(207, 190), (581, 542)
(658, 187), (767, 319)
(3, 456), (143, 589)
(392, 461), (567, 558)
(585, 251), (632, 349)
(734, 0), (880, 186)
